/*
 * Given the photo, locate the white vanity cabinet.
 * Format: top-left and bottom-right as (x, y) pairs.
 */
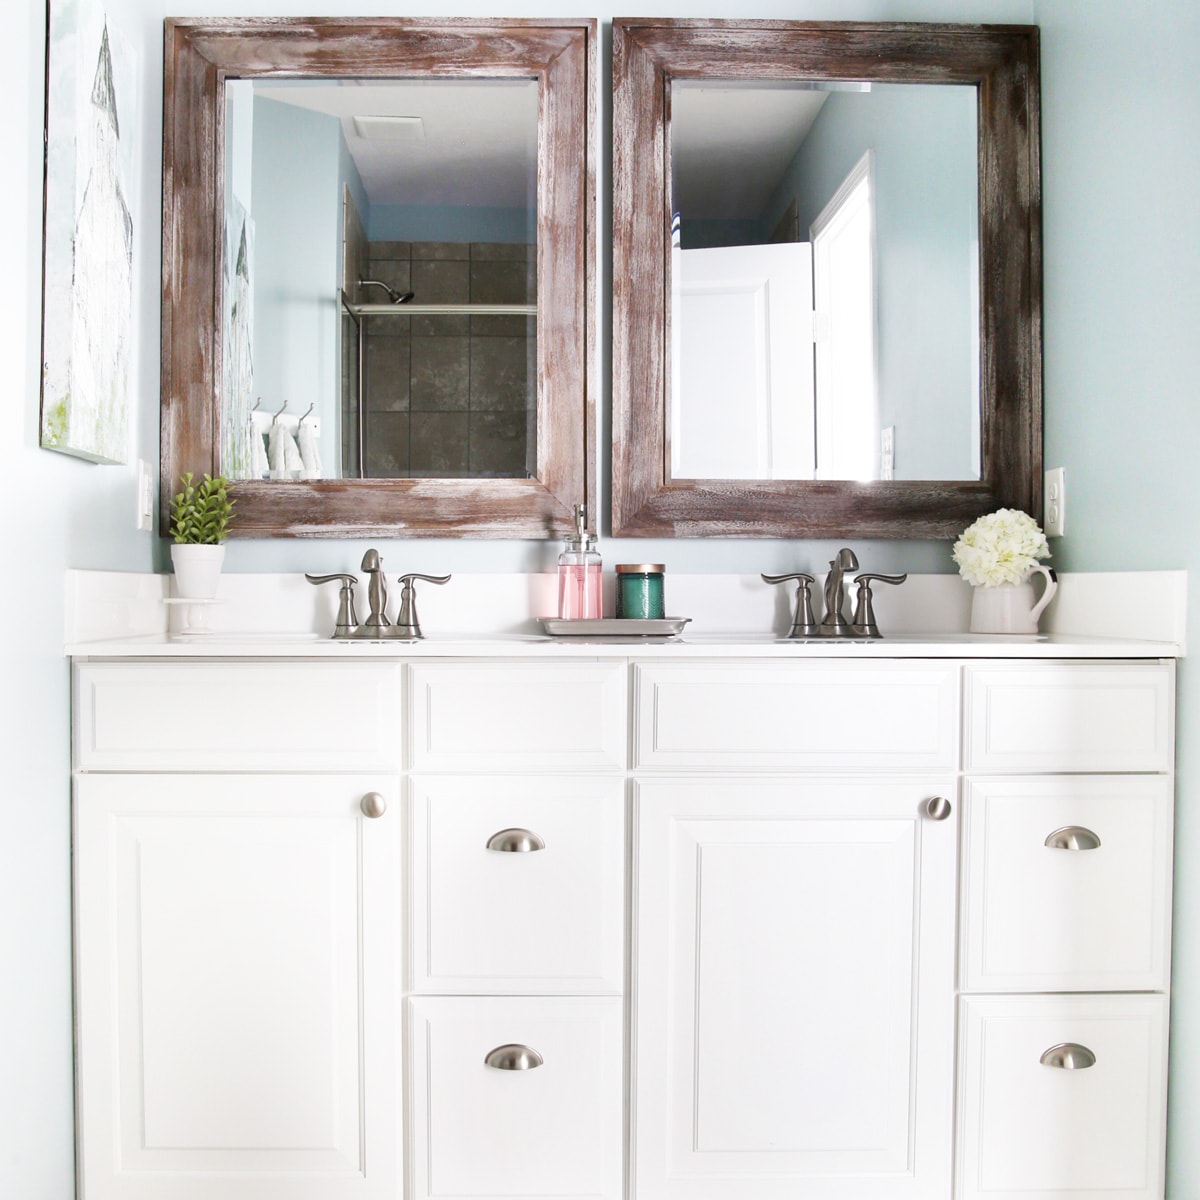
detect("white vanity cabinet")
(70, 648), (1176, 1200)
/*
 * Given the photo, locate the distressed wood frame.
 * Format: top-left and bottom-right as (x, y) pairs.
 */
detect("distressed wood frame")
(162, 17), (596, 538)
(612, 19), (1041, 538)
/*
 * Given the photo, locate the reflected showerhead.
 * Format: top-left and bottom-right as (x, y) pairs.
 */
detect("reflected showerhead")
(358, 278), (414, 304)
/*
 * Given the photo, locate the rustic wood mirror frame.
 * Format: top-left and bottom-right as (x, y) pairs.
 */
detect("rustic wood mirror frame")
(611, 20), (1041, 538)
(162, 17), (596, 538)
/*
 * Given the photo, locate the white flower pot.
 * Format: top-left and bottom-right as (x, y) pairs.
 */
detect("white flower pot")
(170, 543), (226, 600)
(969, 564), (1057, 634)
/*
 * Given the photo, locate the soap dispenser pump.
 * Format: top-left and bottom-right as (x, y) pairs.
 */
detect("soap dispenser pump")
(557, 503), (602, 619)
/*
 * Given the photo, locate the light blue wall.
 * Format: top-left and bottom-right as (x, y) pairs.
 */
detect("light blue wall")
(252, 98), (341, 472)
(8, 0), (1200, 1196)
(761, 83), (978, 479)
(370, 202), (536, 244)
(1034, 3), (1200, 1192)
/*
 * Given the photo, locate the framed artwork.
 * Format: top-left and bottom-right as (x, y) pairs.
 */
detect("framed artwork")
(40, 0), (136, 464)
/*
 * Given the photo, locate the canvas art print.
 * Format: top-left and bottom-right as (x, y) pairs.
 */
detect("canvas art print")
(41, 0), (136, 464)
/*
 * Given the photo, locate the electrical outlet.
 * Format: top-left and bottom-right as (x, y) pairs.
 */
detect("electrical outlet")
(1044, 466), (1065, 537)
(880, 425), (895, 481)
(137, 459), (154, 532)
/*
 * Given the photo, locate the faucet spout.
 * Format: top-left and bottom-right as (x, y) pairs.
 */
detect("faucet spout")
(820, 548), (859, 636)
(359, 549), (391, 631)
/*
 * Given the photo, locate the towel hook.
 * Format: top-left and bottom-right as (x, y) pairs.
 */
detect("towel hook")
(271, 399), (289, 426)
(298, 403), (315, 427)
(250, 396), (262, 413)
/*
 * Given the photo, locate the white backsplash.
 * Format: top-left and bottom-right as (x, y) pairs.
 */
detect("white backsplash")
(65, 568), (1188, 649)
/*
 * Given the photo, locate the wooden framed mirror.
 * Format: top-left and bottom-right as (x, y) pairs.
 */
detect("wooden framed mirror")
(162, 17), (595, 538)
(612, 20), (1041, 538)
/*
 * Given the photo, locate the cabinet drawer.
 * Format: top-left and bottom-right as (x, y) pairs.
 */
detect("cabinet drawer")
(75, 662), (404, 771)
(957, 994), (1167, 1200)
(634, 661), (958, 770)
(410, 660), (627, 771)
(961, 777), (1173, 992)
(964, 663), (1173, 773)
(408, 776), (625, 994)
(408, 995), (622, 1200)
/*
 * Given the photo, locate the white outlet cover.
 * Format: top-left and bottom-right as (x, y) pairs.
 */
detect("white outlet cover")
(1044, 466), (1065, 537)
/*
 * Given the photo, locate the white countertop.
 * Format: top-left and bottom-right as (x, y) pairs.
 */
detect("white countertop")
(67, 631), (1181, 660)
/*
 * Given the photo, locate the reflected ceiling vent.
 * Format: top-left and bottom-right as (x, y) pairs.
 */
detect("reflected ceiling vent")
(352, 115), (425, 140)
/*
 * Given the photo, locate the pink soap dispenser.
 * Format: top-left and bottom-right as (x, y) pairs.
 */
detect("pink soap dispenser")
(557, 503), (602, 620)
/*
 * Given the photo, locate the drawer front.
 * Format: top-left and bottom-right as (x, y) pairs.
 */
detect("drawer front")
(957, 994), (1167, 1200)
(410, 661), (627, 772)
(634, 661), (959, 770)
(408, 995), (623, 1200)
(408, 776), (625, 994)
(75, 662), (404, 771)
(961, 776), (1173, 992)
(964, 663), (1173, 773)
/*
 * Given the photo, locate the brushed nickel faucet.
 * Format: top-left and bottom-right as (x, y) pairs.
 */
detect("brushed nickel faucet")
(306, 550), (451, 639)
(764, 549), (907, 639)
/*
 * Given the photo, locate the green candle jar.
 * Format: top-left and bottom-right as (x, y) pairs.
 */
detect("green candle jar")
(616, 563), (666, 619)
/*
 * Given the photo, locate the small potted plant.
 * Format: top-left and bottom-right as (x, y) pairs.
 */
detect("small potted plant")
(169, 472), (235, 599)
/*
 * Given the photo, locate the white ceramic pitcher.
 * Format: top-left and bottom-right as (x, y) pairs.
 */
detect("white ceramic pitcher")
(969, 564), (1058, 634)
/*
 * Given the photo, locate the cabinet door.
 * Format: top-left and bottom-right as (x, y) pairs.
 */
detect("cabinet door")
(957, 994), (1168, 1200)
(633, 777), (957, 1200)
(408, 995), (623, 1200)
(74, 774), (401, 1200)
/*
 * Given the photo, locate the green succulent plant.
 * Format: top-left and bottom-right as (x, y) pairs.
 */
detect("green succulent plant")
(169, 472), (235, 544)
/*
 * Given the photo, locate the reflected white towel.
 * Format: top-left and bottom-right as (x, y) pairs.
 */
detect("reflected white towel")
(268, 423), (302, 479)
(298, 421), (322, 480)
(249, 424), (269, 478)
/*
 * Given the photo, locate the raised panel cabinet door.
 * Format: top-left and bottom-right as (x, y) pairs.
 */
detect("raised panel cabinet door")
(408, 995), (623, 1200)
(409, 660), (627, 772)
(75, 661), (405, 772)
(963, 663), (1174, 774)
(74, 774), (401, 1200)
(960, 775), (1174, 992)
(633, 662), (959, 772)
(408, 775), (625, 994)
(633, 777), (958, 1200)
(957, 994), (1168, 1200)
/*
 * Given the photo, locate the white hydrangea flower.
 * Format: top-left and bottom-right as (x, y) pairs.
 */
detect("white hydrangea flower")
(952, 508), (1050, 588)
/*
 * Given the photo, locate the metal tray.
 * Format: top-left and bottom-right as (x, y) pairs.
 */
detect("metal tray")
(539, 617), (691, 638)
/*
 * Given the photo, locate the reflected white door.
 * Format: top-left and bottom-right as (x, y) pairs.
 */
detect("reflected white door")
(672, 242), (816, 479)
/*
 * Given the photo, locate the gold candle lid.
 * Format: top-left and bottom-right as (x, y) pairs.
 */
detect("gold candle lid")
(616, 563), (665, 574)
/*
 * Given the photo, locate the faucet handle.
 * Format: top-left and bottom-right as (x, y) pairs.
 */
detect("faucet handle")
(305, 573), (360, 638)
(850, 572), (907, 639)
(394, 573), (451, 639)
(761, 572), (818, 638)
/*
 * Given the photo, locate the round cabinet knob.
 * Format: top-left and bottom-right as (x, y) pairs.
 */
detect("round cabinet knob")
(484, 1043), (544, 1071)
(486, 828), (546, 853)
(1040, 1042), (1097, 1070)
(360, 792), (387, 819)
(924, 796), (952, 821)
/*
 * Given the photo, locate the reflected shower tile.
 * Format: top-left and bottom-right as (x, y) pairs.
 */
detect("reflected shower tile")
(410, 412), (470, 475)
(369, 241), (411, 259)
(412, 259), (470, 304)
(364, 412), (410, 477)
(411, 241), (470, 261)
(470, 314), (537, 338)
(471, 336), (533, 412)
(412, 314), (470, 338)
(470, 259), (534, 305)
(469, 411), (531, 477)
(411, 336), (470, 411)
(471, 241), (533, 261)
(365, 334), (411, 412)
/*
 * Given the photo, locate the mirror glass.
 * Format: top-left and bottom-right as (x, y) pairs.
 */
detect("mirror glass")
(221, 77), (538, 484)
(669, 79), (979, 484)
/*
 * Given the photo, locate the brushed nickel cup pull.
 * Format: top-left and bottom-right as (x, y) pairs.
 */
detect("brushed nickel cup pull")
(360, 792), (387, 819)
(484, 1043), (544, 1070)
(1045, 825), (1102, 851)
(486, 828), (546, 853)
(924, 796), (952, 821)
(1040, 1042), (1097, 1069)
